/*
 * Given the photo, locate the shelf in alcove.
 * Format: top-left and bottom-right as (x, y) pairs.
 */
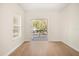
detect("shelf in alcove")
(13, 24), (21, 26)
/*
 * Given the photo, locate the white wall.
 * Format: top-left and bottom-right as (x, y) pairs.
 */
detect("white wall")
(24, 11), (62, 41)
(24, 3), (79, 52)
(61, 4), (79, 52)
(0, 4), (24, 55)
(1, 3), (79, 55)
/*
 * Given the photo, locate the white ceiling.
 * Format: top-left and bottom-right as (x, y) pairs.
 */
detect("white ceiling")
(19, 3), (68, 12)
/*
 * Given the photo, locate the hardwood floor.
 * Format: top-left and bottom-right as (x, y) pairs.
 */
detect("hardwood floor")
(9, 41), (79, 56)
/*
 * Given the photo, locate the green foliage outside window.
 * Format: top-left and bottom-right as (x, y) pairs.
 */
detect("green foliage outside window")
(32, 19), (47, 33)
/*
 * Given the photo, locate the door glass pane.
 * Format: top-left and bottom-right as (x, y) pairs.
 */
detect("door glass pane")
(32, 18), (48, 41)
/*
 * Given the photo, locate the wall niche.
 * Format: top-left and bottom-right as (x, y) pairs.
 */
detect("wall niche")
(13, 14), (22, 39)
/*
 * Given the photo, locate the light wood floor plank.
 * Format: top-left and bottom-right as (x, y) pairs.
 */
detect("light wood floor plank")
(9, 41), (79, 56)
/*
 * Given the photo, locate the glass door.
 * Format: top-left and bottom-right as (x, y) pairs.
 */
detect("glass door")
(32, 18), (48, 41)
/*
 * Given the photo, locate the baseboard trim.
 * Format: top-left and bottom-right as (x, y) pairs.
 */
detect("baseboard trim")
(48, 41), (62, 43)
(5, 41), (24, 56)
(62, 41), (79, 53)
